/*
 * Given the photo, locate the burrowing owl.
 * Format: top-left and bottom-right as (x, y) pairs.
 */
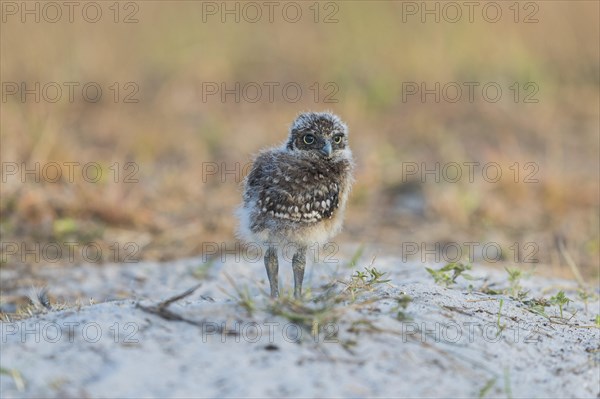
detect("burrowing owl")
(237, 112), (354, 298)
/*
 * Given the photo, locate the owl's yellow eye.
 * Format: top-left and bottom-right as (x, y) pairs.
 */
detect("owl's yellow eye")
(303, 134), (315, 145)
(333, 135), (343, 144)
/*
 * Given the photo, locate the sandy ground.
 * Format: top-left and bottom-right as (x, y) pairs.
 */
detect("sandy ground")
(1, 249), (599, 398)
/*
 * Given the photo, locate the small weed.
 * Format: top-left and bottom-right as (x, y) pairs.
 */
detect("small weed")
(516, 290), (530, 301)
(191, 259), (215, 280)
(266, 285), (387, 342)
(267, 295), (340, 335)
(263, 266), (393, 343)
(223, 273), (256, 316)
(236, 287), (256, 316)
(503, 368), (513, 399)
(392, 294), (412, 321)
(550, 291), (572, 319)
(344, 267), (391, 300)
(347, 319), (381, 334)
(523, 297), (551, 319)
(478, 377), (497, 398)
(347, 244), (365, 268)
(528, 305), (549, 318)
(0, 367), (25, 392)
(480, 286), (503, 296)
(577, 289), (597, 313)
(496, 299), (505, 336)
(352, 267), (390, 285)
(49, 377), (69, 391)
(504, 267), (526, 298)
(426, 262), (473, 287)
(595, 315), (600, 327)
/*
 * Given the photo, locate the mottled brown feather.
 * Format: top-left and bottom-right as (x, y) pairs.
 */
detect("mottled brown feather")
(244, 150), (352, 232)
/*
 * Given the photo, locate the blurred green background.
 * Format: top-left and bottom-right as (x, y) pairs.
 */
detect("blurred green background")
(1, 1), (598, 289)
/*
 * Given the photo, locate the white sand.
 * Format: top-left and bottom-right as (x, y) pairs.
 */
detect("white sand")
(1, 251), (598, 398)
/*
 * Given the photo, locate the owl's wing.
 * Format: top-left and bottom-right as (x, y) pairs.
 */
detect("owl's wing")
(244, 151), (341, 223)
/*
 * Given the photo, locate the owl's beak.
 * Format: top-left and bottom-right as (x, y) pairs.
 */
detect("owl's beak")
(320, 141), (332, 158)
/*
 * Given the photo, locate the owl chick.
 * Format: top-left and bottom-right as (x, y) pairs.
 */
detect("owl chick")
(237, 112), (354, 298)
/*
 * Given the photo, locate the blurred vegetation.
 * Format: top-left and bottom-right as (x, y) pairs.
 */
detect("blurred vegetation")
(1, 2), (598, 288)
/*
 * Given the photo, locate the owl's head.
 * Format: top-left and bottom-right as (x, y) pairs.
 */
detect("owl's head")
(286, 112), (349, 159)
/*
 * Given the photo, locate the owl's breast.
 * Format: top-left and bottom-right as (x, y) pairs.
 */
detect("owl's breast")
(241, 149), (353, 244)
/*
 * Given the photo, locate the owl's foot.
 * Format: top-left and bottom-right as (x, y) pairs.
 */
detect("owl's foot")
(264, 246), (279, 298)
(292, 246), (307, 299)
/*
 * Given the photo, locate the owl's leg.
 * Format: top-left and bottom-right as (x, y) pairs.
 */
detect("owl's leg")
(292, 246), (307, 299)
(264, 246), (279, 298)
